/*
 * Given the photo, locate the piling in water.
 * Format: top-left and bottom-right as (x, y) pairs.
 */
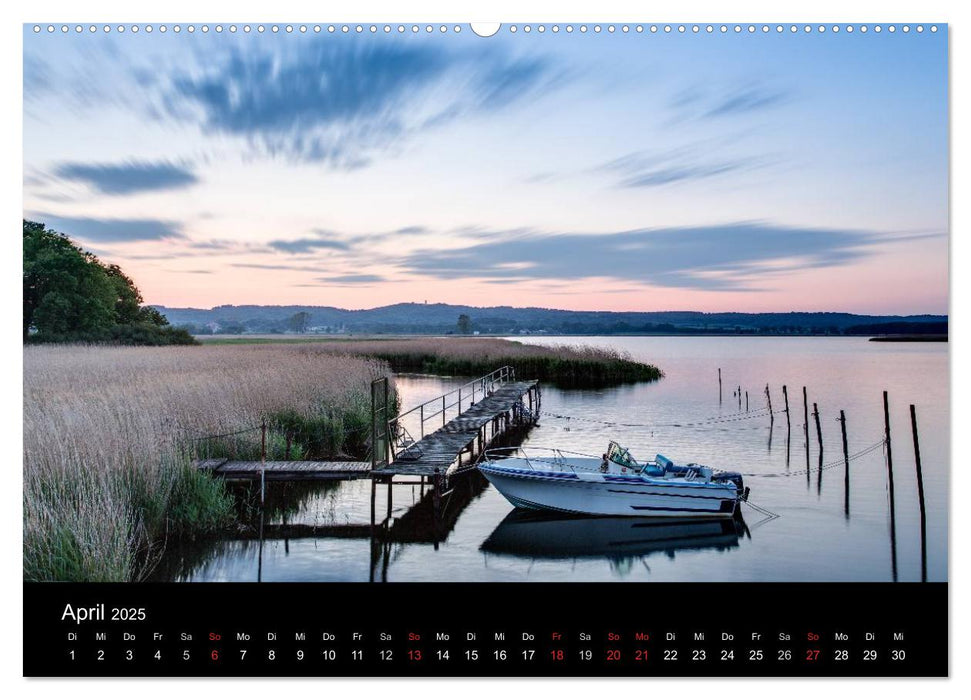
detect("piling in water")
(803, 387), (810, 483)
(884, 390), (898, 582)
(840, 410), (849, 518)
(910, 404), (927, 583)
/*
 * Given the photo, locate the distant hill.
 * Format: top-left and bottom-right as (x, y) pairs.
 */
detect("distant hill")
(151, 303), (948, 337)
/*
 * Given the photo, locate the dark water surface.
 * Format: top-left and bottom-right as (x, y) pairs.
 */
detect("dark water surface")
(155, 337), (947, 583)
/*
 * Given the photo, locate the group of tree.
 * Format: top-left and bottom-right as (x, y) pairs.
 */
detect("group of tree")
(23, 220), (195, 345)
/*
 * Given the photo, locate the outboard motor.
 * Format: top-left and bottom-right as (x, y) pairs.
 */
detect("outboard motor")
(716, 471), (745, 493)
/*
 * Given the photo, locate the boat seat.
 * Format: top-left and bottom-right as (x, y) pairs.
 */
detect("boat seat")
(642, 463), (664, 477)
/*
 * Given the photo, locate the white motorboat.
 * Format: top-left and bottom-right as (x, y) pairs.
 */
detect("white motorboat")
(478, 441), (748, 518)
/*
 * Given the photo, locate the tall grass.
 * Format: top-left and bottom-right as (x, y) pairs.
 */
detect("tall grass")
(239, 337), (664, 387)
(24, 345), (392, 581)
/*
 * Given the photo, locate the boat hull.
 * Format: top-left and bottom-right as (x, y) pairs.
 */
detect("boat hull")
(479, 461), (740, 518)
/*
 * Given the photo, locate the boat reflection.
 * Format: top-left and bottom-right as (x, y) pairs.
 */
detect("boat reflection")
(481, 510), (748, 568)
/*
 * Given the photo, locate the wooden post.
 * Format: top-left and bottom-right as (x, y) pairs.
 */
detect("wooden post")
(884, 392), (896, 526)
(910, 404), (927, 582)
(433, 468), (442, 522)
(260, 418), (267, 506)
(386, 478), (393, 525)
(370, 478), (377, 527)
(883, 391), (898, 581)
(812, 403), (823, 457)
(443, 395), (447, 427)
(765, 384), (774, 423)
(718, 368), (722, 404)
(803, 387), (810, 481)
(745, 391), (749, 412)
(420, 404), (424, 439)
(738, 386), (742, 409)
(782, 385), (791, 432)
(840, 410), (849, 518)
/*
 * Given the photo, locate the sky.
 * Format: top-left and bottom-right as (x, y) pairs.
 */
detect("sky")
(22, 23), (949, 314)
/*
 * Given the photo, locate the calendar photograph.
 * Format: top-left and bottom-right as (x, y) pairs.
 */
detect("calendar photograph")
(22, 19), (950, 678)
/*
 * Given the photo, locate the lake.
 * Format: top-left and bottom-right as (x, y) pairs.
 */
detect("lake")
(153, 336), (948, 583)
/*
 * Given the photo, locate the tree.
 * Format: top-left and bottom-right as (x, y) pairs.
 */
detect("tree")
(288, 311), (311, 333)
(23, 221), (116, 341)
(23, 219), (196, 345)
(457, 314), (472, 334)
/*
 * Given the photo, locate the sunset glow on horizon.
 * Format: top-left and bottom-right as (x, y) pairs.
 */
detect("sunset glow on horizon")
(23, 25), (948, 314)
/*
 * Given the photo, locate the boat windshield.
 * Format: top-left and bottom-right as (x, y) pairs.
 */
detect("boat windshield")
(606, 441), (640, 469)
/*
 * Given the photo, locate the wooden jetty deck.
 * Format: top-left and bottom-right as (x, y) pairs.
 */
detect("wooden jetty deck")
(194, 366), (539, 492)
(372, 379), (539, 477)
(195, 458), (370, 480)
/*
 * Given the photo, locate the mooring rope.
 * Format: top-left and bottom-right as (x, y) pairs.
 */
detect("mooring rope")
(737, 437), (887, 478)
(540, 407), (784, 430)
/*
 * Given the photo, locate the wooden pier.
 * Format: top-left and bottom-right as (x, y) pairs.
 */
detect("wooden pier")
(193, 367), (540, 572)
(373, 376), (540, 477)
(194, 458), (370, 480)
(193, 366), (539, 482)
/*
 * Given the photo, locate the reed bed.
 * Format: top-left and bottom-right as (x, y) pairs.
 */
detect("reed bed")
(267, 337), (663, 387)
(23, 345), (391, 582)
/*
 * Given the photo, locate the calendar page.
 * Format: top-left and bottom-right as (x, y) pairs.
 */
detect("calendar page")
(22, 18), (949, 678)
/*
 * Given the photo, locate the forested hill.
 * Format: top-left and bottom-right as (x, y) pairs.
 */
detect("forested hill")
(152, 303), (948, 337)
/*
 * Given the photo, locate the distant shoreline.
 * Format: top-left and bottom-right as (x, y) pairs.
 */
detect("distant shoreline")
(868, 335), (948, 343)
(197, 332), (948, 343)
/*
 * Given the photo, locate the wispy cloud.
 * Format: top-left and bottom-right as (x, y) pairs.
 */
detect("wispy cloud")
(157, 40), (559, 168)
(599, 145), (769, 189)
(54, 159), (198, 195)
(317, 274), (386, 284)
(267, 231), (352, 254)
(670, 82), (788, 122)
(399, 223), (887, 291)
(706, 86), (787, 118)
(26, 212), (183, 243)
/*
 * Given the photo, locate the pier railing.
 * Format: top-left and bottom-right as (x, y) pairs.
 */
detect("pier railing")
(390, 366), (517, 440)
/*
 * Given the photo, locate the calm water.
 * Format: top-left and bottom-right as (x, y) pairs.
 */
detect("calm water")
(155, 337), (948, 583)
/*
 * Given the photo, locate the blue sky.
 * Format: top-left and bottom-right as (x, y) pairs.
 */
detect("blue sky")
(22, 24), (948, 313)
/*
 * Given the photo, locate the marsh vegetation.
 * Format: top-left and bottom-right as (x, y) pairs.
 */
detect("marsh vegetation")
(23, 344), (391, 581)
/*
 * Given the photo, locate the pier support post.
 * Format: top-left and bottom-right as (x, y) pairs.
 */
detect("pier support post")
(386, 478), (393, 527)
(718, 368), (722, 404)
(260, 418), (267, 506)
(370, 478), (377, 530)
(433, 468), (442, 523)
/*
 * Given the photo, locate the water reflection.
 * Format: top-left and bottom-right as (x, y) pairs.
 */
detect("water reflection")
(481, 510), (747, 576)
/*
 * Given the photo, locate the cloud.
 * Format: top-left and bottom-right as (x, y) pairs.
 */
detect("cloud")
(706, 86), (787, 118)
(399, 223), (886, 291)
(26, 212), (183, 243)
(23, 55), (52, 99)
(599, 146), (768, 189)
(232, 263), (327, 272)
(54, 160), (198, 195)
(316, 274), (387, 284)
(157, 40), (558, 168)
(670, 83), (788, 122)
(267, 233), (352, 254)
